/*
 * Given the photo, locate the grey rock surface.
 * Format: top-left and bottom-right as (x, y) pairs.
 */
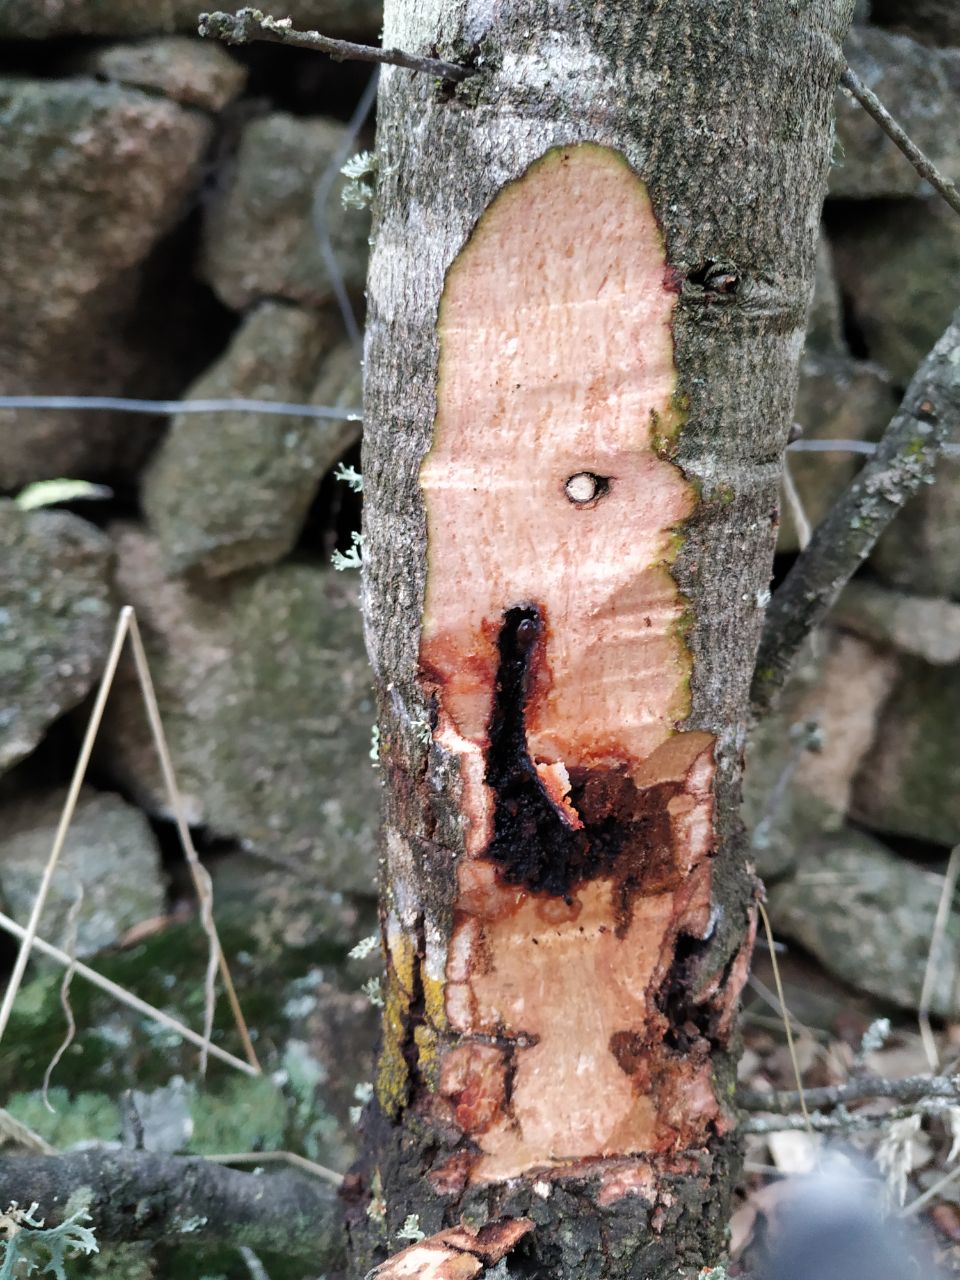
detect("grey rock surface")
(852, 656), (960, 847)
(0, 75), (213, 488)
(832, 197), (960, 387)
(75, 37), (247, 112)
(143, 303), (360, 578)
(834, 27), (960, 198)
(834, 579), (960, 665)
(0, 788), (165, 957)
(871, 0), (960, 48)
(778, 354), (893, 553)
(201, 112), (370, 312)
(99, 527), (378, 894)
(768, 829), (960, 1016)
(0, 503), (114, 773)
(0, 0), (382, 39)
(745, 632), (898, 882)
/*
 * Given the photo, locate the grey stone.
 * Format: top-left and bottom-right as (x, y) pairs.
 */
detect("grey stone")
(143, 303), (360, 578)
(833, 579), (960, 665)
(0, 0), (382, 39)
(75, 37), (248, 113)
(852, 657), (960, 846)
(833, 27), (960, 198)
(201, 112), (370, 312)
(778, 353), (894, 553)
(805, 235), (845, 355)
(871, 0), (960, 48)
(99, 527), (379, 894)
(0, 788), (165, 958)
(832, 197), (960, 386)
(0, 504), (115, 773)
(768, 828), (960, 1016)
(0, 76), (213, 489)
(871, 446), (960, 601)
(744, 632), (898, 882)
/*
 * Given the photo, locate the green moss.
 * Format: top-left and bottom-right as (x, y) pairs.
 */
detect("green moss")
(6, 1089), (121, 1147)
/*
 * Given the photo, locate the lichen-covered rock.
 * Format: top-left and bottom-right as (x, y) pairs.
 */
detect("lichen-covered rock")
(852, 657), (960, 846)
(778, 353), (893, 552)
(143, 303), (360, 578)
(99, 527), (378, 893)
(832, 197), (960, 386)
(833, 579), (960, 665)
(0, 503), (114, 772)
(0, 0), (382, 38)
(0, 76), (213, 488)
(0, 788), (165, 957)
(201, 112), (370, 312)
(871, 0), (960, 48)
(768, 829), (960, 1016)
(75, 36), (247, 112)
(744, 632), (898, 882)
(833, 28), (960, 198)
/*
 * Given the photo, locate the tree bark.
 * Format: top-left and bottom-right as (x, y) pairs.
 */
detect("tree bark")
(354, 3), (854, 1276)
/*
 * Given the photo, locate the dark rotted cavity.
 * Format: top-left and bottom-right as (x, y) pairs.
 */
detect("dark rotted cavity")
(484, 606), (684, 898)
(654, 931), (715, 1054)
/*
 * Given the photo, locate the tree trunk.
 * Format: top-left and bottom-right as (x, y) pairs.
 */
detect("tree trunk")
(353, 3), (854, 1276)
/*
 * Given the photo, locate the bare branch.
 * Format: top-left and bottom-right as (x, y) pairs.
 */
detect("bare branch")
(742, 1098), (956, 1135)
(841, 64), (960, 219)
(0, 1150), (345, 1261)
(738, 1072), (960, 1114)
(752, 307), (960, 715)
(199, 8), (472, 82)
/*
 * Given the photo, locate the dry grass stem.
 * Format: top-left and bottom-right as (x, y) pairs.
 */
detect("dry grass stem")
(918, 842), (960, 1069)
(41, 886), (83, 1110)
(205, 1149), (343, 1187)
(757, 901), (813, 1134)
(0, 909), (257, 1077)
(0, 607), (133, 1046)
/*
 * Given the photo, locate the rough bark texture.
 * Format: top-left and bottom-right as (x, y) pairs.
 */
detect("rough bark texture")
(355, 3), (853, 1276)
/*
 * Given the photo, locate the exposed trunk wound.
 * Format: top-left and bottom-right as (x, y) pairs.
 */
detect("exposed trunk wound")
(376, 142), (750, 1193)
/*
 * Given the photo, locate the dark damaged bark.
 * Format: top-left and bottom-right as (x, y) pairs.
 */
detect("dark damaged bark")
(354, 3), (854, 1277)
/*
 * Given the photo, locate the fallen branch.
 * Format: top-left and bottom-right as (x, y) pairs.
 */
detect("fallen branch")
(752, 306), (960, 714)
(841, 64), (960, 219)
(742, 1098), (956, 1135)
(738, 1072), (960, 1113)
(199, 8), (471, 82)
(0, 1150), (344, 1261)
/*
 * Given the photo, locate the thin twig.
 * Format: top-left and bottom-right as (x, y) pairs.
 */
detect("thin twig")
(0, 910), (257, 1077)
(205, 1150), (343, 1187)
(743, 1098), (956, 1135)
(758, 901), (812, 1134)
(0, 608), (133, 1046)
(902, 1161), (960, 1218)
(738, 1072), (960, 1113)
(41, 886), (83, 1111)
(199, 8), (471, 82)
(841, 64), (960, 219)
(0, 1108), (56, 1155)
(918, 844), (960, 1070)
(781, 455), (812, 550)
(126, 612), (260, 1075)
(753, 307), (960, 715)
(240, 1247), (272, 1280)
(312, 70), (378, 353)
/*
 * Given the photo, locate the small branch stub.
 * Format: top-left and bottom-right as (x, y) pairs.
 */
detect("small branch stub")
(198, 8), (472, 83)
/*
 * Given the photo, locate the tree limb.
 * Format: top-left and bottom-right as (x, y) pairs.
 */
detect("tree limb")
(742, 1097), (956, 1135)
(752, 307), (960, 715)
(841, 64), (960, 219)
(199, 8), (472, 82)
(0, 1150), (345, 1262)
(738, 1072), (960, 1113)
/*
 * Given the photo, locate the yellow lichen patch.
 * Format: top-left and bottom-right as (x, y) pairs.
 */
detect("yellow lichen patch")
(375, 928), (419, 1117)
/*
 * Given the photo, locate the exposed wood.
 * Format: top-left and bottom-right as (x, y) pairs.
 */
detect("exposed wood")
(356, 3), (854, 1276)
(366, 1219), (532, 1280)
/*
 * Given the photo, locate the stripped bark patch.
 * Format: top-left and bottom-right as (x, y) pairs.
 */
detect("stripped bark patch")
(367, 1219), (534, 1280)
(390, 143), (734, 1185)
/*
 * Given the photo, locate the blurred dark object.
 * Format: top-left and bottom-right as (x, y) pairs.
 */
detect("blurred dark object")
(761, 1157), (938, 1280)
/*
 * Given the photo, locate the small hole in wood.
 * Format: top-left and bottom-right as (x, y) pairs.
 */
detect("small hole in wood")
(565, 472), (610, 505)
